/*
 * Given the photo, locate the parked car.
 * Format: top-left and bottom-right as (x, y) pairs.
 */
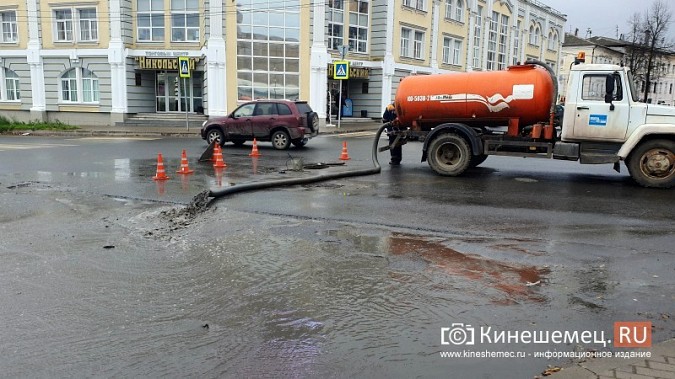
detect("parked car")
(200, 100), (320, 150)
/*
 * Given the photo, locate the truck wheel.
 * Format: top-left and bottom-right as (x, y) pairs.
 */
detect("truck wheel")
(427, 133), (472, 176)
(626, 139), (675, 188)
(469, 154), (488, 168)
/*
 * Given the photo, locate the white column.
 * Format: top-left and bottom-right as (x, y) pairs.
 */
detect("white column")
(108, 0), (127, 122)
(309, 0), (329, 123)
(206, 0), (227, 116)
(466, 9), (475, 71)
(508, 5), (518, 66)
(430, 0), (440, 72)
(540, 19), (548, 61)
(26, 0), (45, 117)
(522, 4), (530, 64)
(381, 0), (396, 112)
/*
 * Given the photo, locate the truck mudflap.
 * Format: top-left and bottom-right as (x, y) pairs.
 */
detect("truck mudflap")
(421, 123), (483, 162)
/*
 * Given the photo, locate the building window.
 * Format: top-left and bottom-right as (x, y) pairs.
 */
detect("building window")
(137, 0), (165, 42)
(401, 28), (411, 57)
(442, 36), (462, 65)
(486, 12), (498, 70)
(548, 29), (558, 50)
(79, 9), (98, 41)
(512, 20), (521, 65)
(0, 11), (18, 43)
(54, 9), (73, 42)
(0, 68), (20, 101)
(326, 0), (344, 50)
(236, 0), (301, 101)
(445, 0), (463, 22)
(497, 14), (509, 70)
(53, 7), (98, 43)
(529, 23), (540, 46)
(171, 0), (199, 42)
(60, 68), (99, 103)
(348, 0), (368, 53)
(403, 0), (426, 12)
(413, 30), (424, 59)
(402, 28), (424, 59)
(473, 5), (482, 69)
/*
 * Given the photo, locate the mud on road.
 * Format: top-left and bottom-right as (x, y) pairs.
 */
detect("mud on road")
(0, 181), (673, 378)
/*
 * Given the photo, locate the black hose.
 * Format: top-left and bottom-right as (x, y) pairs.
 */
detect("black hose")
(525, 59), (559, 115)
(208, 123), (389, 200)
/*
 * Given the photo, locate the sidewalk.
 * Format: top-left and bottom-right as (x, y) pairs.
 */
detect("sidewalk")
(551, 339), (675, 379)
(11, 118), (384, 138)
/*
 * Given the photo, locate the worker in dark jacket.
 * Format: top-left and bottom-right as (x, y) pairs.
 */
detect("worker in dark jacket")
(382, 103), (401, 165)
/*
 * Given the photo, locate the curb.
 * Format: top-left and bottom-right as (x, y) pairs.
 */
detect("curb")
(551, 339), (675, 379)
(3, 126), (382, 138)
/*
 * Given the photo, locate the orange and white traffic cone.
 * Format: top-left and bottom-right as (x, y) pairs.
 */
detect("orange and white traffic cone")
(176, 149), (194, 174)
(152, 152), (170, 180)
(249, 138), (262, 157)
(213, 144), (227, 168)
(339, 141), (351, 160)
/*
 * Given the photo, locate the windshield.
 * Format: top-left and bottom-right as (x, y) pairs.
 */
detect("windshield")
(627, 70), (640, 102)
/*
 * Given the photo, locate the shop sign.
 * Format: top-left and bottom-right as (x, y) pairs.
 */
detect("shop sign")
(327, 64), (369, 79)
(135, 56), (199, 71)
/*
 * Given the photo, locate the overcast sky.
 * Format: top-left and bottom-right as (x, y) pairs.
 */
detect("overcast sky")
(541, 0), (675, 40)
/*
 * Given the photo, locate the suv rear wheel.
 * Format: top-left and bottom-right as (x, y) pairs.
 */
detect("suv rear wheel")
(271, 130), (291, 150)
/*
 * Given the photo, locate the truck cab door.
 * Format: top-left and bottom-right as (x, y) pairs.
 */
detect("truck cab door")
(569, 72), (630, 141)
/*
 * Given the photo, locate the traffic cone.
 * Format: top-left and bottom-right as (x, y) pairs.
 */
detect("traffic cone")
(152, 152), (170, 180)
(176, 149), (194, 174)
(213, 144), (227, 168)
(339, 141), (351, 160)
(249, 138), (262, 157)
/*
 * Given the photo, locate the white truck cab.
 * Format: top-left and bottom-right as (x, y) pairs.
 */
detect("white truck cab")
(557, 63), (675, 188)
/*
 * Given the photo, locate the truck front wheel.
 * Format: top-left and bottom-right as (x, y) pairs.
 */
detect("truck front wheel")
(626, 139), (675, 188)
(427, 133), (472, 176)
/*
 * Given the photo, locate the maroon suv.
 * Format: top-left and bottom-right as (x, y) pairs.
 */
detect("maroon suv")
(200, 100), (319, 150)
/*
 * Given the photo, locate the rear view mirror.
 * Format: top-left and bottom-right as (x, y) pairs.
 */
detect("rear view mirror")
(605, 75), (615, 103)
(605, 74), (616, 110)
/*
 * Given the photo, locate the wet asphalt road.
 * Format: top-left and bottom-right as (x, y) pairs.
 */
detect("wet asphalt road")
(0, 134), (673, 378)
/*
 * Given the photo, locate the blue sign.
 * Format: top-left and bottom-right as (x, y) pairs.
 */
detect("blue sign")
(333, 61), (349, 80)
(589, 114), (608, 126)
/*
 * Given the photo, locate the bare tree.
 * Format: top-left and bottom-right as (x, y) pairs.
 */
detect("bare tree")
(625, 13), (646, 86)
(625, 0), (673, 102)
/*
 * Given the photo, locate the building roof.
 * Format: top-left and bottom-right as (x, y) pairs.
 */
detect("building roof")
(562, 33), (592, 47)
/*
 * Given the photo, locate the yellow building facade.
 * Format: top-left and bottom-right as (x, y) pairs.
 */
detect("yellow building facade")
(0, 0), (565, 126)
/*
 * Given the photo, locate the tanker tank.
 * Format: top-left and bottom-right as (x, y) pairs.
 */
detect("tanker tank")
(394, 64), (554, 131)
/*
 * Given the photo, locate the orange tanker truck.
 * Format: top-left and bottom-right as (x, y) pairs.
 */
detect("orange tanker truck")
(388, 59), (675, 188)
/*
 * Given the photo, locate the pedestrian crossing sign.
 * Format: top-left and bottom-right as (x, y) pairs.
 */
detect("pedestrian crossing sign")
(333, 61), (349, 80)
(179, 56), (190, 78)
